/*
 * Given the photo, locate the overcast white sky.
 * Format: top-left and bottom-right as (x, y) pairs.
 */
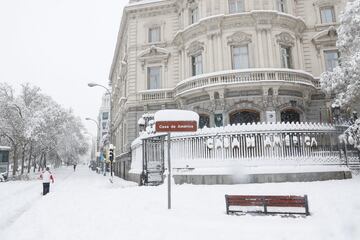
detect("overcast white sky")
(0, 0), (128, 136)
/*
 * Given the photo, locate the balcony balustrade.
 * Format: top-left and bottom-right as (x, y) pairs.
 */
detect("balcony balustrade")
(176, 68), (318, 97)
(136, 69), (320, 102)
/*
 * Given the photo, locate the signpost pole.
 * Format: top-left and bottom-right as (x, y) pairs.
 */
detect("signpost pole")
(154, 109), (199, 210)
(167, 132), (171, 210)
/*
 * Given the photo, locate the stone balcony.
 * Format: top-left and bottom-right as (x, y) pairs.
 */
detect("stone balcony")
(137, 88), (174, 102)
(137, 69), (320, 102)
(175, 68), (319, 98)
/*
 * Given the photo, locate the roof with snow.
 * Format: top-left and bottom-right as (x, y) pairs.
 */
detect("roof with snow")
(154, 110), (199, 122)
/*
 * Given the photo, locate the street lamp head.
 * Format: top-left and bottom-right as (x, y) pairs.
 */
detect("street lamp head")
(85, 117), (91, 121)
(87, 83), (98, 87)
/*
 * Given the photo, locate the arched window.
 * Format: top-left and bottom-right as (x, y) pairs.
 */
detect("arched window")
(281, 109), (300, 123)
(230, 110), (260, 125)
(199, 114), (210, 128)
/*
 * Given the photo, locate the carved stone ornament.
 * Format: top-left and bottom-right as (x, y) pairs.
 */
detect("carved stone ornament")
(227, 31), (252, 46)
(311, 26), (337, 52)
(186, 0), (197, 9)
(313, 0), (340, 7)
(186, 40), (204, 56)
(138, 45), (170, 70)
(276, 32), (295, 47)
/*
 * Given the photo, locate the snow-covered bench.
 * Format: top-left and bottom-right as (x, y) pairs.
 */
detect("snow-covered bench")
(225, 195), (310, 216)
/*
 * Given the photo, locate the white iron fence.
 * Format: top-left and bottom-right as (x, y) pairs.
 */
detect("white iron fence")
(131, 122), (349, 171)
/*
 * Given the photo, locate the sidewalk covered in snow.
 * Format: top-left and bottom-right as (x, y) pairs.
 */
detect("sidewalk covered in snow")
(0, 166), (360, 240)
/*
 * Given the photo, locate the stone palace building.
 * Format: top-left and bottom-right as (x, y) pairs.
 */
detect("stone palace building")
(109, 0), (347, 179)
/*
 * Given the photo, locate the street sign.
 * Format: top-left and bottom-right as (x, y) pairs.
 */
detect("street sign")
(153, 110), (199, 210)
(155, 121), (197, 132)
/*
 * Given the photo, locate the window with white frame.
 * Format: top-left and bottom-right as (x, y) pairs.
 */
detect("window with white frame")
(324, 50), (339, 71)
(191, 54), (203, 76)
(229, 0), (245, 14)
(280, 45), (292, 68)
(232, 45), (249, 69)
(190, 7), (199, 24)
(147, 66), (161, 89)
(277, 0), (287, 13)
(320, 6), (335, 24)
(148, 26), (161, 43)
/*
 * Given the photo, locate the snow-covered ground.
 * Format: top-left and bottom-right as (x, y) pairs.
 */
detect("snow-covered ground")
(0, 166), (359, 240)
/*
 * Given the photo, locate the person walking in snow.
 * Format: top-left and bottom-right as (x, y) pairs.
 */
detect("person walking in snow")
(73, 163), (77, 172)
(40, 167), (54, 195)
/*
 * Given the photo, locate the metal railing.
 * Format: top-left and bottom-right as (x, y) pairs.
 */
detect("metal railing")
(131, 122), (346, 170)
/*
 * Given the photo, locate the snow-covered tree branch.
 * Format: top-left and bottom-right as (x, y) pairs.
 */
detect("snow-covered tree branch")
(320, 0), (360, 107)
(0, 83), (89, 177)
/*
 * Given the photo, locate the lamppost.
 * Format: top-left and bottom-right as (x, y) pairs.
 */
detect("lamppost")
(85, 117), (101, 173)
(87, 83), (112, 142)
(88, 82), (113, 177)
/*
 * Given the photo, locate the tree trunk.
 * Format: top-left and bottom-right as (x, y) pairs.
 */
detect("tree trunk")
(43, 152), (47, 169)
(12, 146), (18, 176)
(33, 154), (37, 173)
(20, 144), (26, 175)
(27, 144), (33, 174)
(38, 153), (43, 172)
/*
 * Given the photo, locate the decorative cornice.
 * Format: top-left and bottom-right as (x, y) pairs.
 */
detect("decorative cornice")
(276, 32), (295, 47)
(186, 40), (204, 55)
(311, 26), (338, 52)
(227, 31), (252, 46)
(173, 11), (306, 47)
(138, 45), (170, 69)
(313, 0), (341, 7)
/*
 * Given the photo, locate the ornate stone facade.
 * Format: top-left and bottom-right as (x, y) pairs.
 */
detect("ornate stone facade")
(109, 0), (347, 163)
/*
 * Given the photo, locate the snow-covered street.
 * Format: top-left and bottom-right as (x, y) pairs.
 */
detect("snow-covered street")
(1, 166), (360, 240)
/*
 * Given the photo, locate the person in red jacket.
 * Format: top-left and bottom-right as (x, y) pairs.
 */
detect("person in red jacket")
(40, 167), (54, 195)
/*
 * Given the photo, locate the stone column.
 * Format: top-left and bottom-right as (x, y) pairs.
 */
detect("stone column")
(217, 33), (224, 70)
(207, 34), (214, 72)
(266, 29), (274, 68)
(184, 8), (189, 26)
(257, 29), (265, 67)
(178, 50), (182, 81)
(296, 36), (305, 69)
(185, 50), (189, 78)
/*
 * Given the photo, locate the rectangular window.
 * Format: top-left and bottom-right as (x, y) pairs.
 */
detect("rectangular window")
(190, 7), (199, 24)
(147, 66), (161, 89)
(102, 112), (109, 120)
(320, 6), (335, 24)
(277, 0), (286, 13)
(324, 50), (339, 71)
(102, 122), (107, 130)
(280, 45), (292, 68)
(148, 27), (160, 43)
(0, 151), (9, 163)
(232, 45), (249, 69)
(191, 54), (203, 76)
(229, 0), (245, 14)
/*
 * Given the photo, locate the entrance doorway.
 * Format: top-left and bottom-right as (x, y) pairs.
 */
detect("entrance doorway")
(281, 109), (300, 123)
(230, 110), (260, 125)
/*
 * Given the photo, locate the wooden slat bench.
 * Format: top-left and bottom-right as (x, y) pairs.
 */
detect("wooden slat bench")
(225, 195), (310, 216)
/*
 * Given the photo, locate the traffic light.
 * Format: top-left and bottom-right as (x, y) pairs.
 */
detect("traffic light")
(109, 148), (114, 162)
